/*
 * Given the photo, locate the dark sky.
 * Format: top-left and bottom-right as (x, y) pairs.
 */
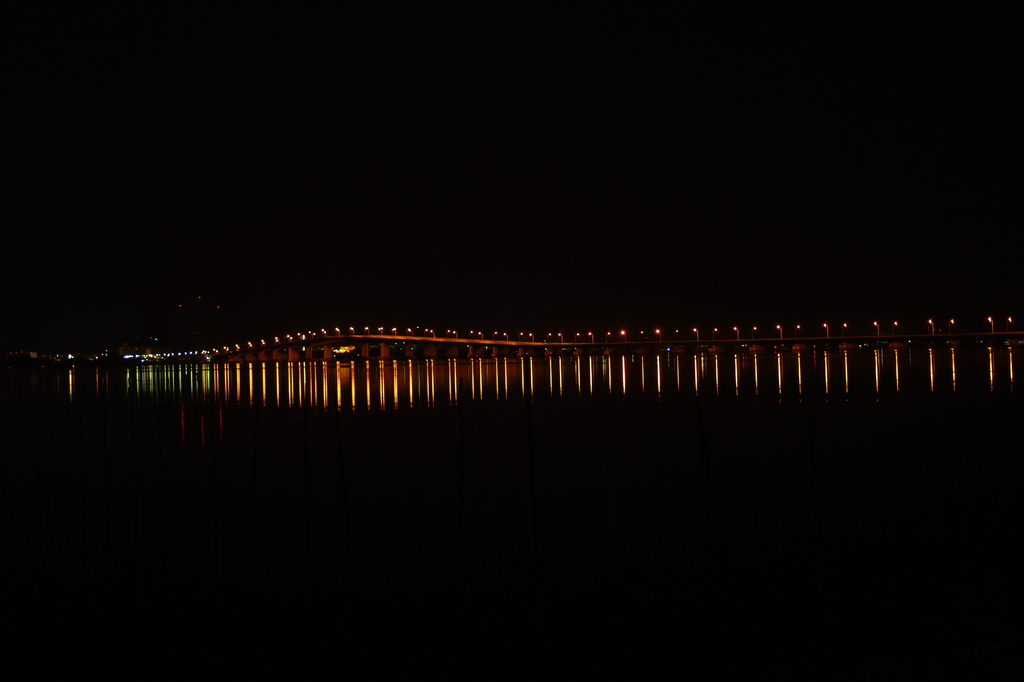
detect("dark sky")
(6, 7), (1021, 352)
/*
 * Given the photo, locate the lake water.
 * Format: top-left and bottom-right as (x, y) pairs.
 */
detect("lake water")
(1, 346), (1020, 674)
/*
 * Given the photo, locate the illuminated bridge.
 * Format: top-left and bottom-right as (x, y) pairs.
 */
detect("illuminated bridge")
(208, 330), (1022, 363)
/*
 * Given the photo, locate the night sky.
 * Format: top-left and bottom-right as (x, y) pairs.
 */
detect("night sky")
(7, 8), (1020, 353)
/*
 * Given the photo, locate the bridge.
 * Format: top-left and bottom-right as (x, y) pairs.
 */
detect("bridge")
(208, 330), (1023, 363)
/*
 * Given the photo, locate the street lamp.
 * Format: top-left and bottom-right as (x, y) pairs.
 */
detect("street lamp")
(656, 329), (662, 342)
(752, 326), (757, 339)
(842, 323), (847, 337)
(988, 316), (994, 333)
(950, 319), (954, 334)
(823, 323), (829, 338)
(621, 330), (627, 343)
(694, 328), (699, 342)
(874, 322), (879, 336)
(712, 328), (717, 341)
(893, 321), (898, 336)
(929, 319), (934, 335)
(1008, 317), (1013, 332)
(777, 325), (782, 339)
(733, 326), (739, 340)
(795, 325), (800, 338)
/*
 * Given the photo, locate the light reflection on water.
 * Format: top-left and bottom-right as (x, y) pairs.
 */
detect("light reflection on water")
(31, 346), (1017, 412)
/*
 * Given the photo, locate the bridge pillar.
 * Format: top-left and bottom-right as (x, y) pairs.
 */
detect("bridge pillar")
(422, 344), (437, 358)
(287, 347), (302, 361)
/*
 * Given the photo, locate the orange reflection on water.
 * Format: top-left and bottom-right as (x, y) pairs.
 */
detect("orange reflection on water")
(558, 357), (564, 396)
(365, 361), (372, 409)
(989, 348), (994, 392)
(796, 352), (803, 394)
(824, 351), (830, 394)
(753, 353), (759, 395)
(713, 353), (720, 396)
(776, 353), (782, 395)
(951, 349), (957, 391)
(733, 354), (739, 396)
(528, 357), (534, 396)
(393, 360), (400, 409)
(656, 354), (662, 395)
(287, 362), (295, 407)
(693, 354), (699, 395)
(929, 348), (935, 392)
(894, 349), (900, 392)
(874, 350), (880, 393)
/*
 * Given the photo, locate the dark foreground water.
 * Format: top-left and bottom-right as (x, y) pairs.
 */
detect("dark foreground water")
(1, 348), (1021, 676)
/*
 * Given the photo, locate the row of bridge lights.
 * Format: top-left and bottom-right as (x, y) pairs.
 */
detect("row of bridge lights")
(218, 317), (1014, 353)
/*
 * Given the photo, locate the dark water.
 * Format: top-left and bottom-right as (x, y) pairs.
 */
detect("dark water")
(1, 348), (1021, 675)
